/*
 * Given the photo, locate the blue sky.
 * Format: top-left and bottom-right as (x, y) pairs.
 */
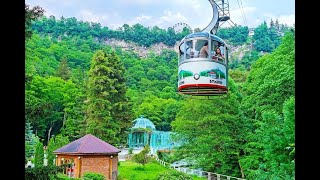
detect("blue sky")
(26, 0), (295, 30)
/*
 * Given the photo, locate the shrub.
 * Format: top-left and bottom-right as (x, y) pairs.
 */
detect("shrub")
(25, 165), (65, 180)
(56, 173), (82, 180)
(156, 151), (176, 163)
(83, 172), (106, 180)
(56, 173), (71, 180)
(132, 145), (151, 167)
(34, 141), (44, 168)
(128, 148), (133, 154)
(156, 151), (163, 159)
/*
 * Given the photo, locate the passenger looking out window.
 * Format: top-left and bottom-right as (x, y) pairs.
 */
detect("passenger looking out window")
(212, 47), (224, 62)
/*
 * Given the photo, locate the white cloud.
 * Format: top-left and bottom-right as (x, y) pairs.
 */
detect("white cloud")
(115, 0), (162, 6)
(228, 6), (256, 27)
(43, 8), (58, 18)
(133, 15), (152, 22)
(78, 10), (110, 25)
(59, 0), (76, 7)
(156, 10), (188, 29)
(127, 15), (152, 26)
(276, 14), (295, 26)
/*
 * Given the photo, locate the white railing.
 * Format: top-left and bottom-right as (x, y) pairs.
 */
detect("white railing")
(154, 156), (246, 180)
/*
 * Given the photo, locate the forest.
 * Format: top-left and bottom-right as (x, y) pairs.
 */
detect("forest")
(25, 4), (295, 179)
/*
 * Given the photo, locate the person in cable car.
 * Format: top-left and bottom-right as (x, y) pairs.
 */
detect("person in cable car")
(213, 47), (224, 62)
(199, 41), (209, 58)
(186, 41), (195, 59)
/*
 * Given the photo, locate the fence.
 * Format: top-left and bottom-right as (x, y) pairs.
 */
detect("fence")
(154, 156), (246, 180)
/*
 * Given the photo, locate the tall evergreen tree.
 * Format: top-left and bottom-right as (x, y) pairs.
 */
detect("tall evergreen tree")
(34, 141), (44, 168)
(106, 50), (133, 146)
(85, 49), (132, 145)
(56, 57), (71, 80)
(25, 123), (40, 163)
(275, 19), (280, 31)
(270, 19), (275, 29)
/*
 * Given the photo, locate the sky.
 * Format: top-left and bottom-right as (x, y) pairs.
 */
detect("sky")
(25, 0), (295, 30)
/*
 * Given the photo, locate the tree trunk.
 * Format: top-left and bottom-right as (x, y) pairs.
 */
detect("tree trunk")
(47, 125), (53, 146)
(239, 160), (245, 178)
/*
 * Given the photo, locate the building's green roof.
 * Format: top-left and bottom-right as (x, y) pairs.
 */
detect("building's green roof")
(131, 115), (156, 130)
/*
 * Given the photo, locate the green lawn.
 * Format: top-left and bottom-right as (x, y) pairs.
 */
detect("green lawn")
(118, 159), (206, 180)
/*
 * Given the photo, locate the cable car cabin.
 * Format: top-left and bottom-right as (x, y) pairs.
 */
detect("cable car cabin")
(178, 32), (228, 96)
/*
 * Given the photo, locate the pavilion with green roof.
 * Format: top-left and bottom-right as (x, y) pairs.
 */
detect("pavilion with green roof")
(128, 116), (178, 154)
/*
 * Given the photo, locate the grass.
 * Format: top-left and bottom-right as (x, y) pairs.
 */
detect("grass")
(118, 159), (206, 180)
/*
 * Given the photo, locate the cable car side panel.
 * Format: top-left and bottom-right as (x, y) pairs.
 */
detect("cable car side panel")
(178, 60), (227, 92)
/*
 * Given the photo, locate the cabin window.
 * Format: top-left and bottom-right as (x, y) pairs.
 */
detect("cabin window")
(185, 40), (194, 59)
(210, 40), (226, 64)
(186, 39), (208, 59)
(179, 42), (185, 63)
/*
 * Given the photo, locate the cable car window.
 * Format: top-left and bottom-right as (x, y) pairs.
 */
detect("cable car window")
(210, 40), (226, 63)
(185, 40), (194, 59)
(197, 39), (209, 58)
(179, 41), (185, 63)
(210, 40), (219, 54)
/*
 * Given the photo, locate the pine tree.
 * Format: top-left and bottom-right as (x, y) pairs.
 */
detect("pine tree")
(56, 57), (71, 80)
(107, 51), (133, 146)
(34, 141), (44, 168)
(270, 19), (275, 29)
(85, 49), (132, 145)
(275, 19), (280, 31)
(25, 123), (40, 162)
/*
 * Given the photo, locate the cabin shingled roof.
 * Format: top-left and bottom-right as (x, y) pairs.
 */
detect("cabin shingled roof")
(53, 134), (120, 154)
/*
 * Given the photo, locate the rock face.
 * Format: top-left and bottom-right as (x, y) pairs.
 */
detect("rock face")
(104, 38), (251, 62)
(104, 38), (177, 58)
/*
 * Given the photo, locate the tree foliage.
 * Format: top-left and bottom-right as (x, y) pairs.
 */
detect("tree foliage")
(132, 145), (151, 167)
(252, 21), (285, 52)
(216, 25), (248, 46)
(25, 122), (40, 162)
(25, 75), (82, 144)
(25, 4), (44, 41)
(32, 17), (188, 47)
(239, 32), (295, 179)
(85, 49), (132, 145)
(56, 57), (72, 80)
(34, 141), (44, 168)
(46, 134), (70, 167)
(172, 78), (244, 177)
